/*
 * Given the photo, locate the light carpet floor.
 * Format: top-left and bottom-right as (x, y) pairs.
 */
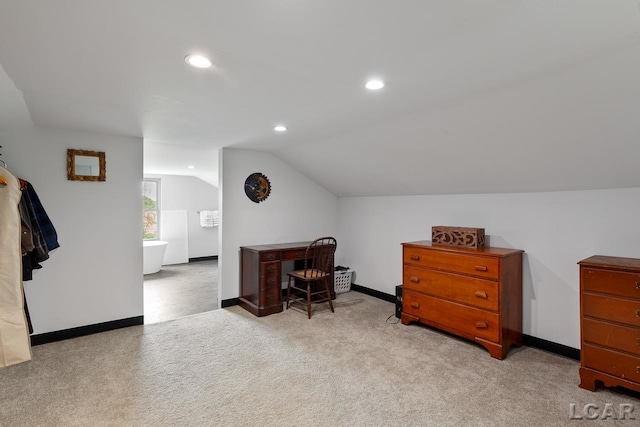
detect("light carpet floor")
(1, 292), (639, 426)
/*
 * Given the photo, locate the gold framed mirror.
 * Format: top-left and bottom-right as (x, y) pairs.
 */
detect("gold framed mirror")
(67, 149), (106, 181)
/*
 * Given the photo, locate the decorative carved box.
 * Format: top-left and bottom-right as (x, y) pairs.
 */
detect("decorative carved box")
(432, 226), (485, 248)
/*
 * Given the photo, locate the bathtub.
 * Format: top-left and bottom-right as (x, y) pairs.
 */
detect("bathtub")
(143, 240), (168, 275)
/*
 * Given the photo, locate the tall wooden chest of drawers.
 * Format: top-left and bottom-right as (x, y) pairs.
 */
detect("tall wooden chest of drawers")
(401, 241), (523, 360)
(579, 255), (640, 393)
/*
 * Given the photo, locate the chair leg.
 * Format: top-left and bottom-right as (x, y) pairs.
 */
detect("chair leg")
(286, 276), (292, 309)
(325, 278), (334, 313)
(306, 282), (312, 319)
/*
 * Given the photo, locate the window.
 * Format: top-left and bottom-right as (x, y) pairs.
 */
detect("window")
(143, 179), (160, 240)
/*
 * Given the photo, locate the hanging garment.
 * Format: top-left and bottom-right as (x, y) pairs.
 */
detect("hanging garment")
(25, 181), (59, 252)
(15, 180), (59, 333)
(0, 166), (32, 368)
(19, 190), (49, 263)
(20, 217), (35, 255)
(19, 193), (47, 281)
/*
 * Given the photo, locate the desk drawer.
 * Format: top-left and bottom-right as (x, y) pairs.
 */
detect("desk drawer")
(403, 265), (498, 311)
(583, 293), (640, 328)
(283, 248), (312, 261)
(403, 247), (499, 279)
(582, 268), (640, 300)
(259, 286), (281, 306)
(260, 251), (281, 262)
(259, 275), (280, 288)
(583, 318), (640, 356)
(403, 290), (500, 343)
(259, 261), (281, 289)
(582, 343), (640, 383)
(260, 261), (280, 277)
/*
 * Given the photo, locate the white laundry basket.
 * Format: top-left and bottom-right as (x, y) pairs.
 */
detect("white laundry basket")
(334, 269), (353, 293)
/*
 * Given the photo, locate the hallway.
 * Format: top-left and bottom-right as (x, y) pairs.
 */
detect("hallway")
(143, 260), (218, 324)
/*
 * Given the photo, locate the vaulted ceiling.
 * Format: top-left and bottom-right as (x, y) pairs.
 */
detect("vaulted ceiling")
(0, 1), (638, 195)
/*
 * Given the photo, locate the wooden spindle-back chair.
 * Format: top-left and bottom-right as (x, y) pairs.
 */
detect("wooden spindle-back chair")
(286, 237), (337, 319)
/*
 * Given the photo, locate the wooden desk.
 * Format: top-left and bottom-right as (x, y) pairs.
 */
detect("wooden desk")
(239, 242), (334, 317)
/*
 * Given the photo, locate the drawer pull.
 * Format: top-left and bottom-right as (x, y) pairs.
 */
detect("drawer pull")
(410, 276), (420, 283)
(637, 366), (640, 374)
(410, 255), (420, 261)
(475, 321), (488, 329)
(474, 291), (488, 299)
(266, 254), (275, 261)
(637, 310), (640, 318)
(474, 265), (488, 272)
(267, 265), (274, 273)
(410, 302), (420, 309)
(637, 281), (640, 289)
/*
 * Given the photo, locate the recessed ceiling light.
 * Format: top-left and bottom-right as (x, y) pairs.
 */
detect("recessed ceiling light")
(187, 165), (195, 169)
(185, 55), (212, 68)
(274, 125), (287, 132)
(365, 79), (384, 90)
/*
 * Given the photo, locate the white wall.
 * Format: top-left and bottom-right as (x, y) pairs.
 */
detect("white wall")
(145, 174), (219, 258)
(0, 126), (142, 334)
(219, 148), (339, 301)
(338, 188), (640, 349)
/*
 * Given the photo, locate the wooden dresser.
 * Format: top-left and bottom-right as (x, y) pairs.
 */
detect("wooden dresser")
(578, 255), (640, 393)
(401, 241), (523, 359)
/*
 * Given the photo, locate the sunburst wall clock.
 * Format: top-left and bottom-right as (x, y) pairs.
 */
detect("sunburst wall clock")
(244, 172), (271, 203)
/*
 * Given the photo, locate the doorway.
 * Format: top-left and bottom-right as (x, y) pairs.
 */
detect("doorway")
(141, 174), (220, 324)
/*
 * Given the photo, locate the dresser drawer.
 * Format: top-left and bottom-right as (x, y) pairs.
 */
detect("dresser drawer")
(582, 343), (640, 383)
(403, 265), (499, 311)
(582, 268), (640, 300)
(403, 247), (499, 279)
(403, 290), (500, 343)
(583, 318), (640, 356)
(582, 293), (640, 328)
